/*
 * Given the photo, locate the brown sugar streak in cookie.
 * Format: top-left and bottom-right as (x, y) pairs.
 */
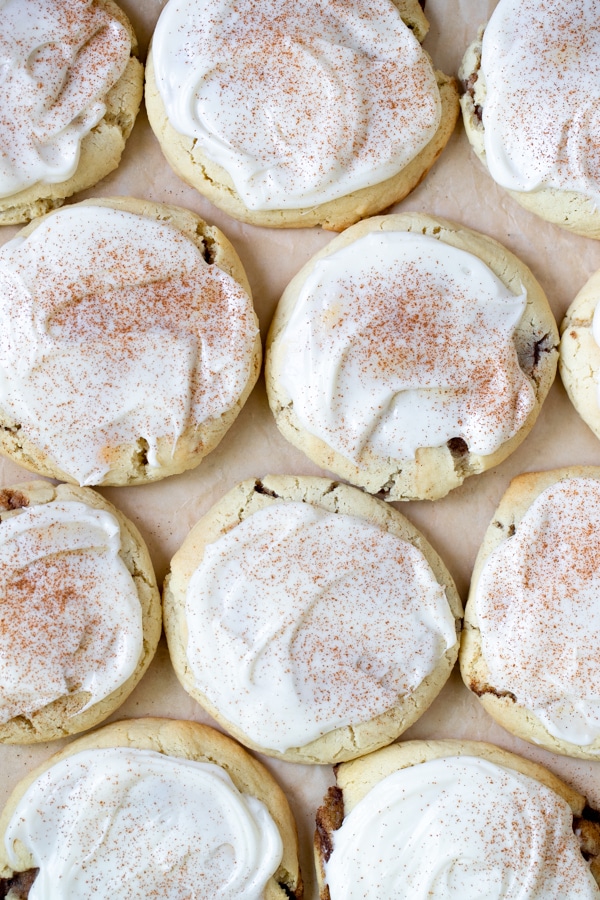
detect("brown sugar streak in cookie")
(0, 198), (261, 486)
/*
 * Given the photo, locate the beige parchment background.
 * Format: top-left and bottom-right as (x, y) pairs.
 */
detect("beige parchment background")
(2, 2), (600, 897)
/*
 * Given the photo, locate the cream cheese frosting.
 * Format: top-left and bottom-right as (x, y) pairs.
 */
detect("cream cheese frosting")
(325, 756), (600, 898)
(475, 477), (600, 746)
(184, 502), (457, 752)
(274, 231), (533, 464)
(3, 746), (283, 899)
(0, 0), (131, 198)
(151, 0), (441, 211)
(480, 0), (600, 202)
(0, 500), (142, 723)
(0, 205), (258, 485)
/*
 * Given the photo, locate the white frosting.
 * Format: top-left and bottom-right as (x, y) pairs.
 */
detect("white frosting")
(0, 500), (142, 723)
(4, 746), (283, 899)
(475, 477), (600, 747)
(184, 502), (457, 752)
(274, 231), (533, 463)
(325, 756), (600, 899)
(0, 0), (131, 198)
(0, 205), (258, 485)
(151, 0), (441, 211)
(480, 0), (600, 202)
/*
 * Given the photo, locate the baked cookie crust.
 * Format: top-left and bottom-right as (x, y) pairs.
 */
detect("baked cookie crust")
(163, 475), (462, 765)
(144, 0), (459, 231)
(0, 0), (144, 227)
(0, 481), (161, 744)
(266, 212), (558, 501)
(461, 466), (600, 759)
(560, 270), (600, 440)
(0, 717), (303, 899)
(0, 197), (262, 486)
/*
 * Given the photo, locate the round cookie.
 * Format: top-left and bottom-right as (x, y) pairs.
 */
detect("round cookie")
(163, 475), (462, 765)
(145, 0), (459, 231)
(0, 717), (303, 899)
(266, 213), (558, 501)
(0, 481), (161, 743)
(460, 1), (600, 240)
(461, 466), (600, 759)
(0, 0), (144, 226)
(315, 739), (600, 898)
(560, 270), (600, 439)
(0, 197), (261, 486)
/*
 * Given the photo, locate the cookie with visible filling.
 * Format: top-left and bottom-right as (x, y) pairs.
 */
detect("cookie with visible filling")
(0, 481), (161, 744)
(315, 739), (600, 898)
(0, 717), (303, 899)
(145, 0), (459, 231)
(163, 475), (462, 765)
(560, 270), (600, 439)
(266, 212), (558, 501)
(0, 197), (261, 486)
(461, 467), (600, 759)
(0, 0), (144, 226)
(460, 0), (600, 240)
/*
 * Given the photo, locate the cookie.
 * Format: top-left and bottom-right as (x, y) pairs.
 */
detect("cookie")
(0, 0), (144, 226)
(145, 0), (459, 231)
(163, 475), (462, 765)
(266, 213), (558, 501)
(0, 481), (161, 743)
(560, 270), (600, 439)
(315, 739), (600, 898)
(0, 197), (261, 486)
(461, 467), (600, 759)
(0, 717), (303, 899)
(460, 0), (600, 240)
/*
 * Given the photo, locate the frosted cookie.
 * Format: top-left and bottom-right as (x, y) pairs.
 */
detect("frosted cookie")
(0, 0), (144, 226)
(560, 271), (600, 439)
(461, 467), (600, 759)
(0, 481), (161, 743)
(315, 739), (600, 898)
(145, 0), (459, 231)
(0, 717), (303, 899)
(266, 213), (558, 501)
(460, 0), (600, 240)
(163, 475), (462, 765)
(0, 197), (261, 486)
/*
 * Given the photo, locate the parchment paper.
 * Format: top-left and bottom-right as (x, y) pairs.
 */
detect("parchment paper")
(2, 2), (600, 897)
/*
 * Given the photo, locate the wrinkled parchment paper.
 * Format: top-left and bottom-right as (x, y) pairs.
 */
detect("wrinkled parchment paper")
(2, 2), (600, 897)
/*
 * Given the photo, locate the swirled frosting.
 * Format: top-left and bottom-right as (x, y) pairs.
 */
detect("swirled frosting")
(4, 747), (283, 899)
(0, 500), (142, 722)
(325, 756), (600, 898)
(0, 205), (258, 485)
(0, 0), (131, 198)
(273, 231), (533, 463)
(183, 502), (457, 752)
(151, 0), (441, 210)
(480, 0), (600, 202)
(475, 477), (600, 746)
